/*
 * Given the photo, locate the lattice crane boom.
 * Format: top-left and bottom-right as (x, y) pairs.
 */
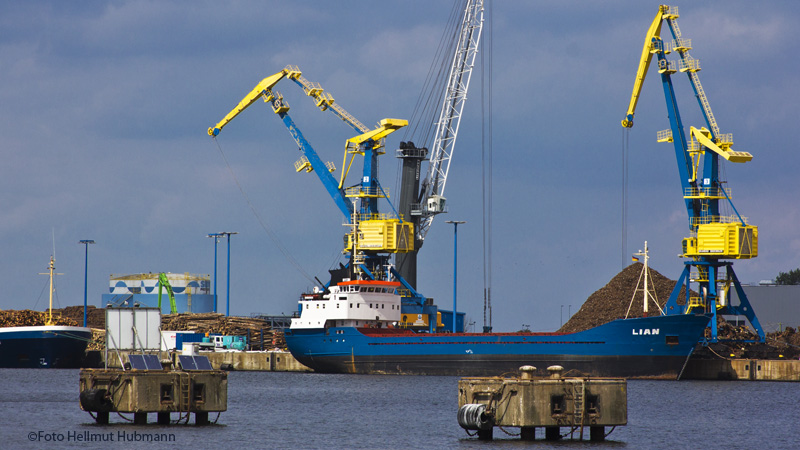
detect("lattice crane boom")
(416, 0), (484, 241)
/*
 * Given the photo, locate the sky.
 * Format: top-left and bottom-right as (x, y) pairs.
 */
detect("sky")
(2, 0), (798, 332)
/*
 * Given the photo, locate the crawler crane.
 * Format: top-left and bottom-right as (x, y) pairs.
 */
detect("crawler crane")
(623, 5), (764, 342)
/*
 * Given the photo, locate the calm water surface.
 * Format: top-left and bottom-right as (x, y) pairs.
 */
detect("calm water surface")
(0, 369), (796, 449)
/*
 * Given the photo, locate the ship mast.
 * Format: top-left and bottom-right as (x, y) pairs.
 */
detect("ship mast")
(40, 256), (62, 326)
(626, 242), (664, 318)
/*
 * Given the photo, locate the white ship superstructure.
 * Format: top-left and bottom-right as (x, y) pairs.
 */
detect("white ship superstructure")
(291, 280), (402, 330)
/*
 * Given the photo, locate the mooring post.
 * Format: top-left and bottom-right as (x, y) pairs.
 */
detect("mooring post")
(545, 426), (561, 441)
(590, 426), (605, 441)
(157, 412), (170, 425)
(133, 412), (147, 425)
(521, 426), (536, 440)
(195, 412), (209, 425)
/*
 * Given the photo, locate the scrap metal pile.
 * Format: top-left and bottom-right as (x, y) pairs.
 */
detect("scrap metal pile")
(558, 263), (682, 334)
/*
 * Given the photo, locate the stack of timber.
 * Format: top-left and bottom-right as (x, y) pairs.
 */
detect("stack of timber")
(54, 305), (106, 329)
(20, 307), (287, 351)
(161, 313), (286, 350)
(0, 309), (78, 327)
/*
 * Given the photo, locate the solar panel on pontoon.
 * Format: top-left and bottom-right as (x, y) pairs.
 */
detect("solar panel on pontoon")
(128, 354), (148, 370)
(194, 355), (213, 370)
(178, 355), (198, 371)
(143, 354), (163, 370)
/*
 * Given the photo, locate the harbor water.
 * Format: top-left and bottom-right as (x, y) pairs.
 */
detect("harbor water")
(0, 368), (795, 449)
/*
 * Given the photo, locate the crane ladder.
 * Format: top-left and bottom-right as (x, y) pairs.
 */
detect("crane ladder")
(665, 16), (722, 140)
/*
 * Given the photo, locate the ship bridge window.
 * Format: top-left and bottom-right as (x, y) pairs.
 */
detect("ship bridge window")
(339, 296), (347, 300)
(350, 303), (353, 308)
(368, 287), (375, 293)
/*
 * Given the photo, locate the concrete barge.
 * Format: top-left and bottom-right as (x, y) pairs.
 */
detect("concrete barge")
(79, 355), (227, 425)
(458, 365), (627, 441)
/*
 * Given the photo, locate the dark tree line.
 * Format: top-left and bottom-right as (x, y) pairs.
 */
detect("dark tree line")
(775, 268), (800, 285)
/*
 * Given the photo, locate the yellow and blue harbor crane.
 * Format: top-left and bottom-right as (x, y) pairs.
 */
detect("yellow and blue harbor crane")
(209, 66), (449, 331)
(622, 5), (764, 342)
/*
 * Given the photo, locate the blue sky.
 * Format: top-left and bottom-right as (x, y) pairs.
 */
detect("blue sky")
(2, 1), (798, 332)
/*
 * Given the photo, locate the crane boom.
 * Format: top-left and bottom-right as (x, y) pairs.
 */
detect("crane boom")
(621, 5), (674, 128)
(416, 0), (484, 241)
(208, 69), (293, 137)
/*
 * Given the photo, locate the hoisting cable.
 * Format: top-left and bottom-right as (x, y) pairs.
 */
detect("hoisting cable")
(402, 0), (464, 144)
(481, 0), (493, 332)
(395, 0), (464, 198)
(622, 128), (630, 270)
(212, 137), (316, 285)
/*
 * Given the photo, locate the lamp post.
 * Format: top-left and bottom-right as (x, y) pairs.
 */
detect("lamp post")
(445, 220), (466, 333)
(207, 233), (223, 313)
(78, 240), (95, 328)
(218, 232), (238, 316)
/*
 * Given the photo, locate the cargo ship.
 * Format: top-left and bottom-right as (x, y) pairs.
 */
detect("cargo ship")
(284, 278), (711, 378)
(0, 257), (92, 368)
(0, 325), (92, 368)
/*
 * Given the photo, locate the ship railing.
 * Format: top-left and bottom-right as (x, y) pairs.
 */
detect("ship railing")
(689, 214), (749, 227)
(354, 212), (403, 222)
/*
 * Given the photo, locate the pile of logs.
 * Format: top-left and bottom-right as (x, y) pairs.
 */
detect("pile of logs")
(161, 313), (284, 350)
(1, 307), (287, 351)
(0, 309), (78, 327)
(88, 329), (106, 351)
(55, 305), (106, 329)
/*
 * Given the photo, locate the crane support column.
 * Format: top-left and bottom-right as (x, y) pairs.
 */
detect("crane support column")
(396, 142), (429, 289)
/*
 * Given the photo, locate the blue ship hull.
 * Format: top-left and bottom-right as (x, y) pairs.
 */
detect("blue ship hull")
(0, 326), (92, 368)
(285, 314), (711, 378)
